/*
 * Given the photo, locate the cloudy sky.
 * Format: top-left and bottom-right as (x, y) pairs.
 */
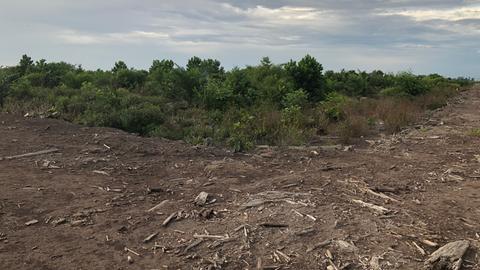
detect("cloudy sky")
(1, 0), (479, 78)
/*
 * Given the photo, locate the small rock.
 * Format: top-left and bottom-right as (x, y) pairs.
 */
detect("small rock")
(335, 240), (358, 253)
(194, 192), (211, 206)
(127, 255), (134, 264)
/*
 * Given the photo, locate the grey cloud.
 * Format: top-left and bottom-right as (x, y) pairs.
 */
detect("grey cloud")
(0, 0), (478, 78)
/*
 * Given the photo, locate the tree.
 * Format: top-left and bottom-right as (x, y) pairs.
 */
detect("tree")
(284, 55), (326, 101)
(18, 54), (33, 75)
(112, 61), (128, 73)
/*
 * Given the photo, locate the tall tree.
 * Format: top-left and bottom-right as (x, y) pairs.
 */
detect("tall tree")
(285, 55), (326, 101)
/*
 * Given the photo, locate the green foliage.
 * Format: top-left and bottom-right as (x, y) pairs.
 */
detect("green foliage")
(285, 55), (326, 101)
(320, 92), (349, 121)
(469, 128), (480, 137)
(395, 72), (430, 96)
(283, 89), (308, 108)
(1, 54), (474, 151)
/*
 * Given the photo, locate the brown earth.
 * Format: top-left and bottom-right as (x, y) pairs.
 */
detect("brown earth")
(0, 87), (479, 270)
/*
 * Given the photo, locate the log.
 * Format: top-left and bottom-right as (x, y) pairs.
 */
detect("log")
(424, 240), (469, 270)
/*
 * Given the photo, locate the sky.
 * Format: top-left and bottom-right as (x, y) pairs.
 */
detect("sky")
(0, 0), (479, 78)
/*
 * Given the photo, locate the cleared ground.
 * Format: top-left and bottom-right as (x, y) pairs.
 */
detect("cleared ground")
(0, 87), (479, 269)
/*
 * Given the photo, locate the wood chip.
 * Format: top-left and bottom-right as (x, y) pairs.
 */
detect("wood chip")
(92, 170), (110, 176)
(421, 239), (439, 247)
(25, 219), (39, 226)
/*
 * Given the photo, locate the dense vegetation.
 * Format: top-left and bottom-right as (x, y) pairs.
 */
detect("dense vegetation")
(0, 55), (474, 151)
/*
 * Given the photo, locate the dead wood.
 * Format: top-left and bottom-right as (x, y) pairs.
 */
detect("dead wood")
(424, 240), (469, 270)
(352, 199), (390, 215)
(307, 239), (331, 252)
(147, 200), (169, 212)
(162, 212), (177, 227)
(2, 148), (59, 161)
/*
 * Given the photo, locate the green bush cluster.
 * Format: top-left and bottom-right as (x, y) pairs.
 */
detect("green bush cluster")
(0, 54), (475, 151)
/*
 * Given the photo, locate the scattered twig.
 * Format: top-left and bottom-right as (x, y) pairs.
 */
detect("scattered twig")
(412, 241), (426, 256)
(421, 239), (439, 248)
(352, 199), (390, 215)
(259, 223), (289, 228)
(25, 219), (39, 226)
(193, 234), (229, 240)
(162, 212), (177, 227)
(147, 200), (169, 212)
(143, 232), (158, 243)
(362, 187), (400, 203)
(92, 170), (110, 176)
(124, 247), (141, 257)
(307, 239), (331, 252)
(183, 239), (203, 253)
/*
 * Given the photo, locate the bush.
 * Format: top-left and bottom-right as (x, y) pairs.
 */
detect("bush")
(320, 92), (349, 121)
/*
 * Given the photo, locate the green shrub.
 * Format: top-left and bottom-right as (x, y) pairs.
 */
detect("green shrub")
(320, 92), (349, 121)
(469, 128), (480, 137)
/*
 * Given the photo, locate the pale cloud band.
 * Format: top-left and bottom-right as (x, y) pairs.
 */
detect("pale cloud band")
(0, 0), (478, 78)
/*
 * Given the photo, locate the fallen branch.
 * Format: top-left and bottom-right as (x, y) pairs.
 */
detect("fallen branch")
(352, 199), (390, 215)
(307, 240), (331, 252)
(2, 148), (59, 161)
(259, 223), (289, 228)
(147, 200), (169, 213)
(143, 232), (158, 243)
(193, 234), (229, 240)
(362, 188), (400, 203)
(162, 212), (177, 227)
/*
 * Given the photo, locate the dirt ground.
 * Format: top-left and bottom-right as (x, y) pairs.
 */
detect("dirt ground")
(0, 86), (479, 270)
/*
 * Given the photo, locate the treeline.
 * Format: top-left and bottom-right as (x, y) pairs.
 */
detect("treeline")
(0, 55), (474, 150)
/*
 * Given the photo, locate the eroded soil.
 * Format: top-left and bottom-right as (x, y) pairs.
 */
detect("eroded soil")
(0, 87), (479, 269)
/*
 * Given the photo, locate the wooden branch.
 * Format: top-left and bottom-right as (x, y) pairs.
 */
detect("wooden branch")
(352, 199), (390, 215)
(2, 148), (59, 161)
(362, 188), (400, 203)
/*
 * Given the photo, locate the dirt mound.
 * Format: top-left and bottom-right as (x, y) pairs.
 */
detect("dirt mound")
(0, 87), (479, 269)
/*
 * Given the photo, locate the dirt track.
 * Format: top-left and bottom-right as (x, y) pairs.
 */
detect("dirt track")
(0, 87), (479, 270)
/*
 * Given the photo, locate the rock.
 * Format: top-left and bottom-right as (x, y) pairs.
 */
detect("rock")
(424, 240), (469, 270)
(127, 255), (134, 264)
(335, 240), (358, 253)
(194, 192), (211, 206)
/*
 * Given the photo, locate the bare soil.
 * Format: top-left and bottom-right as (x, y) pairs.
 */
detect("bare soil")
(0, 87), (479, 270)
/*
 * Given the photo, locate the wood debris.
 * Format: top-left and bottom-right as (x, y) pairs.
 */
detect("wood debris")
(307, 239), (331, 252)
(143, 232), (158, 243)
(162, 212), (177, 227)
(147, 200), (169, 212)
(92, 170), (110, 176)
(425, 240), (469, 270)
(1, 148), (59, 161)
(362, 187), (400, 203)
(258, 223), (289, 228)
(351, 199), (390, 215)
(25, 219), (39, 226)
